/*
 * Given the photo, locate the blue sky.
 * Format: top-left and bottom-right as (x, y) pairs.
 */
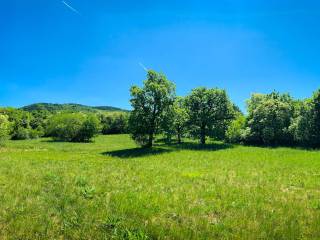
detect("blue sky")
(2, 0), (320, 111)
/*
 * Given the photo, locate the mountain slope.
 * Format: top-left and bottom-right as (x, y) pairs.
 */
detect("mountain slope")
(21, 103), (128, 113)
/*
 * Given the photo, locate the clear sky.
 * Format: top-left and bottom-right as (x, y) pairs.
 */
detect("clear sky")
(2, 0), (320, 111)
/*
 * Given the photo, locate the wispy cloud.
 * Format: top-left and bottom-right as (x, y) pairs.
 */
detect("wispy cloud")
(61, 1), (81, 15)
(138, 62), (148, 72)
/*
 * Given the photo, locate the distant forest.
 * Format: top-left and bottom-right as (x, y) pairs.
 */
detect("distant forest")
(21, 103), (128, 113)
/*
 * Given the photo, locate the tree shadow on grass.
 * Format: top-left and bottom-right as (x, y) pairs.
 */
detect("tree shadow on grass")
(102, 147), (172, 158)
(41, 139), (94, 143)
(103, 142), (234, 159)
(154, 137), (234, 151)
(168, 141), (234, 151)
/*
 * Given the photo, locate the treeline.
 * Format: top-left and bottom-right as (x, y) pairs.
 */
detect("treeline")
(226, 91), (320, 147)
(1, 70), (320, 148)
(0, 107), (129, 144)
(128, 70), (320, 148)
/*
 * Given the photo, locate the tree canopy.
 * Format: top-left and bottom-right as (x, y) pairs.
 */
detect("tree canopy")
(185, 87), (234, 144)
(129, 70), (176, 147)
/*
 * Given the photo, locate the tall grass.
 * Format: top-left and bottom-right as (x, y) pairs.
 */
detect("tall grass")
(0, 135), (319, 239)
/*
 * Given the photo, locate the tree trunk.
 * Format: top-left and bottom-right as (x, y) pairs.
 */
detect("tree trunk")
(177, 133), (181, 144)
(200, 125), (206, 144)
(147, 132), (153, 148)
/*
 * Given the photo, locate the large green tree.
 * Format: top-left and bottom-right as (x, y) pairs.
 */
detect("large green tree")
(245, 92), (294, 145)
(290, 89), (320, 147)
(185, 87), (234, 144)
(129, 70), (176, 147)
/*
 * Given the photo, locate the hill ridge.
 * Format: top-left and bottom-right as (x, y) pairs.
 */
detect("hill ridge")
(21, 103), (129, 113)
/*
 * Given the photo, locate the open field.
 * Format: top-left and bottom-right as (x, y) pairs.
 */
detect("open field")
(0, 135), (320, 239)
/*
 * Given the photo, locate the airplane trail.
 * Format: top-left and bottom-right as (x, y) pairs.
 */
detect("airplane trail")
(61, 1), (81, 15)
(139, 62), (148, 72)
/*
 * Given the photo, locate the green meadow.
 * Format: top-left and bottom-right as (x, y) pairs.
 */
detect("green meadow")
(0, 134), (320, 239)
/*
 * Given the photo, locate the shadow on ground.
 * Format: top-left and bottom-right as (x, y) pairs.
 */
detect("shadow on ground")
(41, 139), (93, 143)
(102, 147), (172, 158)
(103, 141), (234, 158)
(169, 141), (234, 151)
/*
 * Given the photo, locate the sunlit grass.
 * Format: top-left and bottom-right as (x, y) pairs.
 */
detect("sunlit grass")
(0, 135), (320, 239)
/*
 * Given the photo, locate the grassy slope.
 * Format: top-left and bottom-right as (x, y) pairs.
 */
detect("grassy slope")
(0, 135), (320, 239)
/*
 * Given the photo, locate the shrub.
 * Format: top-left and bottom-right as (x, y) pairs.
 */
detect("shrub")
(100, 113), (128, 134)
(11, 127), (30, 140)
(0, 114), (10, 146)
(78, 115), (101, 142)
(47, 113), (100, 142)
(225, 115), (246, 143)
(1, 109), (36, 140)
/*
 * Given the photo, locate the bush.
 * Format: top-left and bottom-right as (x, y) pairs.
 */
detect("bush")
(100, 113), (128, 134)
(0, 114), (10, 146)
(225, 115), (246, 143)
(78, 115), (101, 142)
(1, 109), (32, 140)
(11, 127), (30, 140)
(47, 113), (100, 142)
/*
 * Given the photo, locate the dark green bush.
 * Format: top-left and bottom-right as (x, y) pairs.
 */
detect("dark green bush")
(225, 115), (246, 143)
(100, 113), (128, 134)
(0, 114), (10, 145)
(47, 113), (100, 142)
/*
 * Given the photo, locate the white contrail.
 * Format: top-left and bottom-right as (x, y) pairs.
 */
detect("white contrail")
(61, 1), (81, 15)
(138, 62), (148, 72)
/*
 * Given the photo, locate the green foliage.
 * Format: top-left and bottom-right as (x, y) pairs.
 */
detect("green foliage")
(245, 92), (294, 145)
(79, 115), (101, 142)
(47, 113), (100, 142)
(0, 108), (41, 140)
(100, 113), (129, 134)
(22, 103), (127, 113)
(162, 97), (188, 143)
(290, 90), (320, 147)
(129, 70), (176, 147)
(185, 87), (234, 144)
(29, 109), (51, 134)
(0, 114), (10, 146)
(225, 115), (246, 143)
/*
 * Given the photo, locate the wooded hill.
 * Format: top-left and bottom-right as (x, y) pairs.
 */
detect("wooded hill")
(21, 103), (128, 113)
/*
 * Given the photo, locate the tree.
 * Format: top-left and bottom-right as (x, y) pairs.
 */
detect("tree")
(185, 87), (234, 144)
(2, 109), (34, 140)
(245, 92), (294, 145)
(0, 114), (10, 146)
(129, 70), (176, 147)
(171, 97), (188, 143)
(161, 97), (188, 144)
(290, 90), (320, 147)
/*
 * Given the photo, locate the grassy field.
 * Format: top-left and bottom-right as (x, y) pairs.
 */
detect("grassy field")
(0, 135), (320, 239)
